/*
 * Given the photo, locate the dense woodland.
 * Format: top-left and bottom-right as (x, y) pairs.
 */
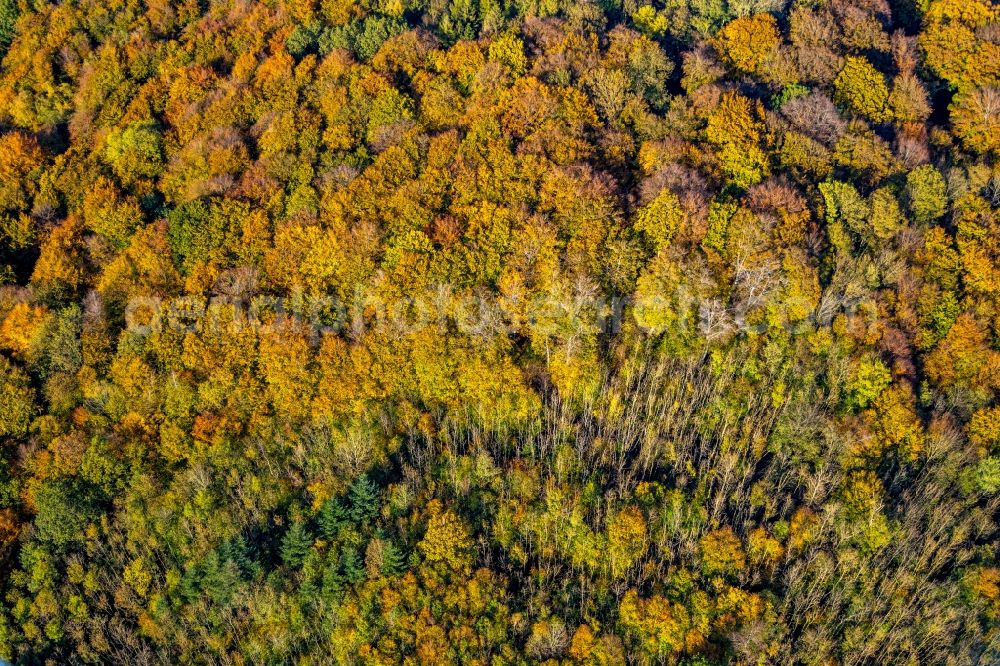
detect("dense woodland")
(0, 0), (998, 663)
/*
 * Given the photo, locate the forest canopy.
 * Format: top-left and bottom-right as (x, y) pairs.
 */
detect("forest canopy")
(0, 0), (999, 663)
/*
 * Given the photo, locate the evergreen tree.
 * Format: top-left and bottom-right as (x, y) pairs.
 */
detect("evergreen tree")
(219, 537), (258, 579)
(199, 551), (241, 606)
(280, 522), (314, 568)
(348, 476), (379, 525)
(340, 545), (366, 585)
(380, 539), (407, 577)
(318, 497), (348, 540)
(321, 549), (344, 601)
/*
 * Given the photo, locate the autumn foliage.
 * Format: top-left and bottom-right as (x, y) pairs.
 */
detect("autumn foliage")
(0, 0), (997, 664)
